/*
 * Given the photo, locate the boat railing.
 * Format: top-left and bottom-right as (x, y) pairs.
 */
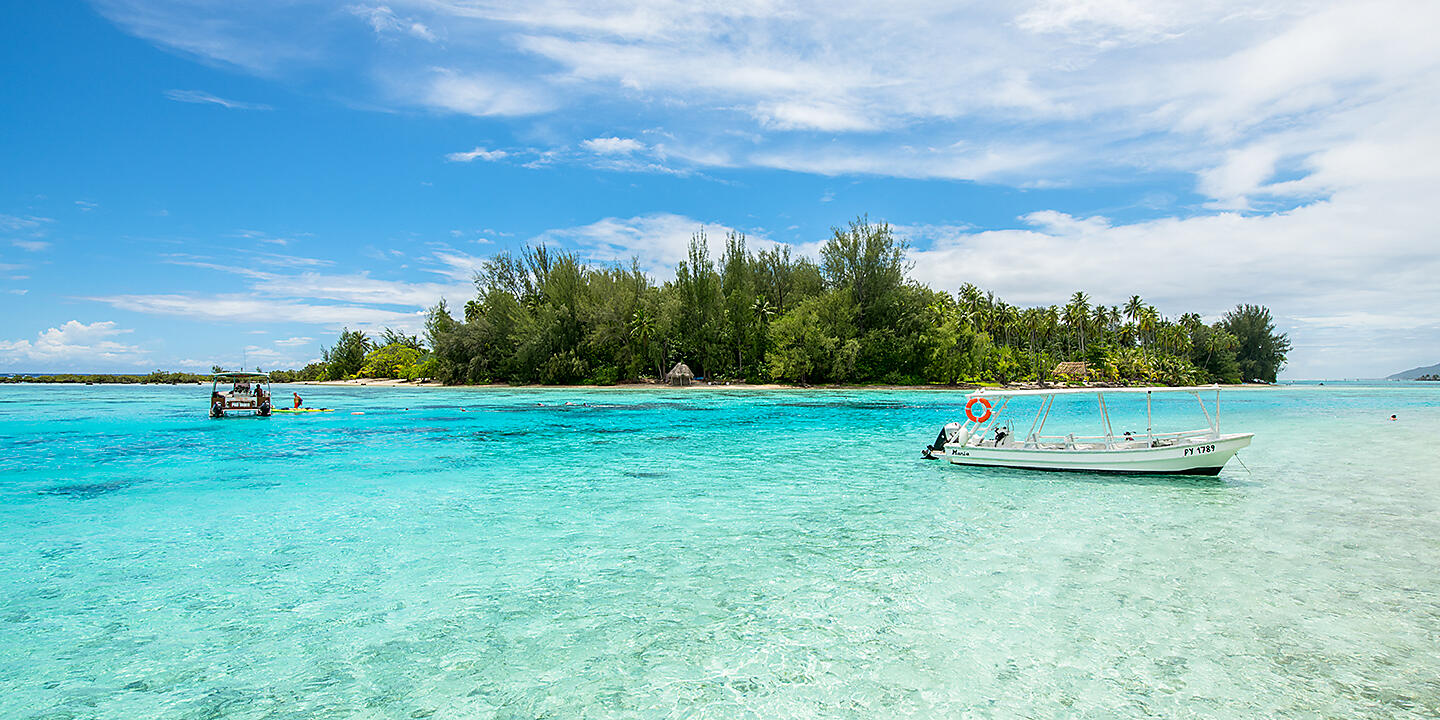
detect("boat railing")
(1016, 427), (1217, 450)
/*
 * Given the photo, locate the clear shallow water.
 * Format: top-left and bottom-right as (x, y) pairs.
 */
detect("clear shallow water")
(1, 383), (1438, 719)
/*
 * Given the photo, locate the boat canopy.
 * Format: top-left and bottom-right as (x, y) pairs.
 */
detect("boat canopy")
(967, 384), (1223, 398)
(211, 371), (271, 380)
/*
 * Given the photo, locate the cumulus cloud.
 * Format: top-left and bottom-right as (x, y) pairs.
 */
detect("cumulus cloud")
(581, 137), (646, 155)
(65, 0), (1440, 373)
(533, 213), (778, 278)
(445, 146), (508, 162)
(904, 175), (1440, 378)
(0, 321), (148, 369)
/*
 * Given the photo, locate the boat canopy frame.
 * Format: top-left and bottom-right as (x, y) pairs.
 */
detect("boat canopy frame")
(210, 371), (271, 381)
(962, 385), (1224, 451)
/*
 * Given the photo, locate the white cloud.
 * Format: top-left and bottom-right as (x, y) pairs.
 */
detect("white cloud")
(250, 272), (464, 307)
(93, 0), (1440, 192)
(581, 137), (646, 155)
(1015, 0), (1218, 48)
(534, 213), (777, 278)
(350, 4), (436, 42)
(0, 214), (52, 231)
(904, 168), (1440, 378)
(12, 240), (51, 252)
(426, 249), (489, 282)
(1197, 145), (1283, 209)
(75, 200), (98, 211)
(419, 69), (555, 117)
(745, 141), (1062, 182)
(164, 89), (272, 110)
(445, 146), (508, 162)
(753, 101), (878, 132)
(0, 321), (148, 369)
(95, 245), (483, 336)
(87, 293), (425, 331)
(57, 0), (1440, 373)
(236, 343), (320, 371)
(274, 336), (313, 347)
(92, 0), (325, 74)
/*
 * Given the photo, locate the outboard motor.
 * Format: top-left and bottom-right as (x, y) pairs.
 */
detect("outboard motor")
(923, 422), (966, 458)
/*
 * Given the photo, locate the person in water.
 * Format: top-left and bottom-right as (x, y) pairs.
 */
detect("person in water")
(293, 392), (303, 409)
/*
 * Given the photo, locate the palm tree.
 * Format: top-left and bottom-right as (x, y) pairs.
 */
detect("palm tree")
(1123, 295), (1144, 349)
(1124, 295), (1144, 324)
(1091, 304), (1110, 344)
(629, 308), (660, 379)
(1022, 307), (1044, 377)
(1138, 306), (1159, 366)
(1065, 291), (1090, 358)
(958, 284), (985, 329)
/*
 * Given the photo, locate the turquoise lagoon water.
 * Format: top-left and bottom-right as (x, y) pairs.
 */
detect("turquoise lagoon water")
(1, 383), (1438, 719)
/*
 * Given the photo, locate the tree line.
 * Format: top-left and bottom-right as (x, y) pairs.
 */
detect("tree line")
(0, 370), (212, 384)
(300, 217), (1290, 387)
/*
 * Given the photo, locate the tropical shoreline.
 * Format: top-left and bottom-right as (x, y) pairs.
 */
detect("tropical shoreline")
(295, 378), (1279, 391)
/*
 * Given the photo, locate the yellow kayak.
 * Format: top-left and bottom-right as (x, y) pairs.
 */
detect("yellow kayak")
(273, 408), (334, 414)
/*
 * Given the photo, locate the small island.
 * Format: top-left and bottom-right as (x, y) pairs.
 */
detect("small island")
(3, 218), (1292, 390)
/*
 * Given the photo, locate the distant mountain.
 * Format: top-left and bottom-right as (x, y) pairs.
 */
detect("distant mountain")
(1388, 362), (1440, 380)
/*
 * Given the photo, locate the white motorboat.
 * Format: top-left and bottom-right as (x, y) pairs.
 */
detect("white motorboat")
(924, 385), (1252, 476)
(208, 371), (273, 418)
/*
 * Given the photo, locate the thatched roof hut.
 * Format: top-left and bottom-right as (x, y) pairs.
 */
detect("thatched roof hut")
(1052, 361), (1089, 380)
(666, 361), (695, 386)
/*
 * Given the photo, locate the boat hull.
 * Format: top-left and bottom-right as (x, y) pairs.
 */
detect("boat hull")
(944, 433), (1252, 476)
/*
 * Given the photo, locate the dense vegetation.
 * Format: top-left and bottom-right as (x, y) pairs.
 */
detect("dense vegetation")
(374, 218), (1287, 386)
(0, 371), (211, 384)
(2, 218), (1292, 387)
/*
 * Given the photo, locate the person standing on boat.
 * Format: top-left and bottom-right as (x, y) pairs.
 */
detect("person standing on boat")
(293, 392), (303, 409)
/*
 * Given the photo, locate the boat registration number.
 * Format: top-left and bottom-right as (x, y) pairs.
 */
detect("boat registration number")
(1183, 445), (1216, 456)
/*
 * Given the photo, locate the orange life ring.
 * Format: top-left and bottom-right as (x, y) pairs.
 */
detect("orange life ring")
(965, 397), (992, 423)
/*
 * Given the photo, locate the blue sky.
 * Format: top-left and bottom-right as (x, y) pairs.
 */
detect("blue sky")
(2, 0), (1437, 378)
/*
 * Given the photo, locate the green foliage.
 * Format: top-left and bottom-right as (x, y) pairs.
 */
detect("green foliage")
(267, 363), (326, 383)
(347, 215), (1287, 387)
(379, 328), (425, 351)
(1222, 304), (1292, 383)
(359, 344), (423, 379)
(320, 328), (372, 380)
(765, 292), (860, 384)
(1, 371), (211, 384)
